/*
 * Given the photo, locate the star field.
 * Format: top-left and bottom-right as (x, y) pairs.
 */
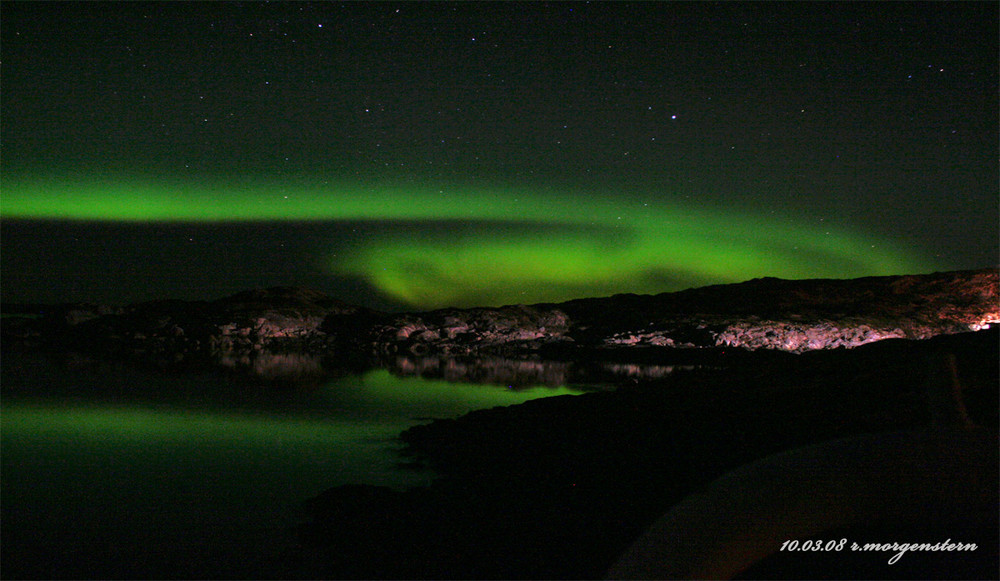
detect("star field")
(1, 2), (996, 309)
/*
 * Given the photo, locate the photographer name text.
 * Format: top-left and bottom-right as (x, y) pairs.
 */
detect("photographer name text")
(779, 538), (978, 565)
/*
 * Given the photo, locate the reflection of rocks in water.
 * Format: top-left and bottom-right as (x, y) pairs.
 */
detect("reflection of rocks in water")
(601, 362), (697, 379)
(386, 355), (700, 387)
(388, 355), (573, 387)
(218, 351), (326, 383)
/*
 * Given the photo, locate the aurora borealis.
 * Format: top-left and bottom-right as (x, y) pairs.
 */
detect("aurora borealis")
(3, 174), (924, 308)
(2, 2), (996, 310)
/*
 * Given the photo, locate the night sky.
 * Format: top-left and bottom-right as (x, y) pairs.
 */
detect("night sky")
(2, 1), (997, 311)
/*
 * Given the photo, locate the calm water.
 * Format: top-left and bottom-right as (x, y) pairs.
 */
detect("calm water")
(0, 351), (586, 579)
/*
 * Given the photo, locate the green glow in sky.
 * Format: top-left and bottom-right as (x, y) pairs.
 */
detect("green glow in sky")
(2, 175), (932, 308)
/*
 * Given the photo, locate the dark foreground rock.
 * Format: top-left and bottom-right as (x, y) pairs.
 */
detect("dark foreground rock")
(297, 328), (999, 580)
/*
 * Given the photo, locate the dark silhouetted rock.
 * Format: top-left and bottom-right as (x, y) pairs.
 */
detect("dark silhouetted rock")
(298, 328), (999, 580)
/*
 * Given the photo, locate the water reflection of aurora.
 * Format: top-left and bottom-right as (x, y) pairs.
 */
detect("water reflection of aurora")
(1, 369), (582, 487)
(0, 362), (583, 578)
(3, 175), (932, 309)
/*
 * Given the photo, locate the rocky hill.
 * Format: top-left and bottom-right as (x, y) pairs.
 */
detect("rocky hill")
(335, 268), (999, 356)
(3, 269), (997, 364)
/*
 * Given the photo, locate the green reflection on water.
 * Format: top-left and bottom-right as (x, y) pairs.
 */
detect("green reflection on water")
(2, 402), (398, 444)
(346, 368), (582, 417)
(1, 365), (582, 578)
(1, 366), (582, 490)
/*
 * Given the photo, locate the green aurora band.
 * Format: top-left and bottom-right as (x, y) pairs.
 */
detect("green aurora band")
(2, 175), (933, 308)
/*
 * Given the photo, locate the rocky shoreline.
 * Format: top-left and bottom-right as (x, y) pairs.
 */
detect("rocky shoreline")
(296, 327), (998, 579)
(4, 268), (998, 579)
(3, 269), (997, 369)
